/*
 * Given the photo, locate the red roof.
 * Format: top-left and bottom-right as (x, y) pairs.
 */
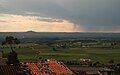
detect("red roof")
(27, 61), (75, 75)
(28, 63), (43, 75)
(47, 62), (74, 75)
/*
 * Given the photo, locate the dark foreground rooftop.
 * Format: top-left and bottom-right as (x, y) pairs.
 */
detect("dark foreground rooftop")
(0, 65), (22, 75)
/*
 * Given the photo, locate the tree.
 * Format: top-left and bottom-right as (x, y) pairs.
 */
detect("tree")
(6, 50), (20, 65)
(14, 38), (20, 44)
(53, 47), (56, 51)
(109, 59), (114, 64)
(2, 36), (20, 50)
(93, 61), (101, 66)
(2, 36), (20, 65)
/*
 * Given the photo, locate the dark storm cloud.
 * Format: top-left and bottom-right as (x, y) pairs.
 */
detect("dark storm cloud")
(0, 5), (5, 11)
(0, 0), (120, 31)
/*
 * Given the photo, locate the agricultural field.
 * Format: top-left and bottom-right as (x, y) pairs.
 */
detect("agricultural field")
(1, 44), (120, 65)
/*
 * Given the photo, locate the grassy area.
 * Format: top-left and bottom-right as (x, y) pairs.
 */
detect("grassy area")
(2, 46), (120, 64)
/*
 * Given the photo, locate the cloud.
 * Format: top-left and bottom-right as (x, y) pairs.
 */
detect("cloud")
(83, 26), (120, 32)
(0, 0), (120, 32)
(37, 17), (63, 23)
(0, 13), (83, 32)
(0, 20), (7, 23)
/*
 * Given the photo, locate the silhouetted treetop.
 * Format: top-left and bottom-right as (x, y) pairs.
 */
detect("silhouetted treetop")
(1, 36), (20, 45)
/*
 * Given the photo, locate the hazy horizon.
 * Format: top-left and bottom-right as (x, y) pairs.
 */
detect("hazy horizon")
(0, 30), (120, 33)
(0, 0), (120, 32)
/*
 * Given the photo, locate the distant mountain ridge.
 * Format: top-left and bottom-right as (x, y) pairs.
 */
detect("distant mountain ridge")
(0, 32), (120, 40)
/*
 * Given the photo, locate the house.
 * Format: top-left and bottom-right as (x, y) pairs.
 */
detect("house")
(0, 65), (22, 75)
(27, 59), (75, 75)
(69, 66), (114, 75)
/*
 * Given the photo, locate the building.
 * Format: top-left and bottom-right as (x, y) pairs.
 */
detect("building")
(0, 58), (75, 75)
(0, 65), (22, 75)
(27, 59), (75, 75)
(69, 66), (115, 75)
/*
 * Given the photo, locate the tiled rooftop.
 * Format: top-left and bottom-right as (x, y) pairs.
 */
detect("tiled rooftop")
(27, 60), (75, 75)
(0, 65), (22, 75)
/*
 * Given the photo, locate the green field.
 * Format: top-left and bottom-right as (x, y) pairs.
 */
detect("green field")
(2, 45), (120, 65)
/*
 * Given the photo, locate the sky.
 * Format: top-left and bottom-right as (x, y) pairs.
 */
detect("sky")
(0, 0), (120, 32)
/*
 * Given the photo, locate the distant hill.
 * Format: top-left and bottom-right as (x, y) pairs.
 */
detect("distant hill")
(26, 30), (36, 33)
(0, 32), (120, 40)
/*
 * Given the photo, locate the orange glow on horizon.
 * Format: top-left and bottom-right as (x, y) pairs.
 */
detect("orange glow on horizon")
(0, 13), (84, 32)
